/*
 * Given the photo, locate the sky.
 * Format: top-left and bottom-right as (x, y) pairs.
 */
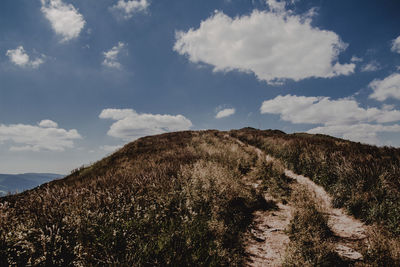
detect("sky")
(0, 0), (400, 174)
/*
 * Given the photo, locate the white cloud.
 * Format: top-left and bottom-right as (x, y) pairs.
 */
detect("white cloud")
(103, 42), (126, 69)
(391, 35), (400, 54)
(174, 6), (354, 84)
(260, 94), (400, 125)
(38, 119), (58, 128)
(215, 108), (235, 119)
(361, 61), (380, 72)
(99, 108), (193, 140)
(41, 0), (85, 42)
(6, 46), (44, 68)
(111, 0), (149, 19)
(260, 94), (400, 145)
(369, 73), (400, 101)
(0, 120), (81, 151)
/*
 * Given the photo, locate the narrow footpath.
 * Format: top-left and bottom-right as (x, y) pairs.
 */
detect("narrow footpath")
(238, 140), (367, 266)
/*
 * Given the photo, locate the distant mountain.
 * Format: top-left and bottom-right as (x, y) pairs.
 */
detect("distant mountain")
(0, 173), (64, 196)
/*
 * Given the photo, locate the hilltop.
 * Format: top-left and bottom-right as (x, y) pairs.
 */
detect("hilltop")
(1, 129), (399, 266)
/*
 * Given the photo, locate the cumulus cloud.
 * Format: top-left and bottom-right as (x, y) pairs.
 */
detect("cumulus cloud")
(361, 61), (381, 72)
(103, 42), (126, 69)
(6, 46), (44, 68)
(260, 94), (400, 145)
(99, 108), (193, 140)
(369, 73), (400, 101)
(391, 35), (400, 54)
(111, 0), (149, 19)
(174, 4), (354, 84)
(41, 0), (85, 42)
(215, 108), (235, 119)
(0, 120), (81, 151)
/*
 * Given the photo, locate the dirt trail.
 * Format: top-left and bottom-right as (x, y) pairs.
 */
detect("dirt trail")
(284, 169), (366, 261)
(241, 145), (291, 266)
(233, 137), (367, 265)
(244, 184), (291, 266)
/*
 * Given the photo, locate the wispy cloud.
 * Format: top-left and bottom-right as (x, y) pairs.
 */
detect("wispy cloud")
(391, 35), (400, 54)
(351, 56), (363, 63)
(361, 61), (381, 72)
(102, 42), (126, 69)
(215, 108), (235, 119)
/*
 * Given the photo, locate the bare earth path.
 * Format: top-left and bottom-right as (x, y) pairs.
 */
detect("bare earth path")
(238, 140), (367, 266)
(285, 169), (366, 261)
(244, 184), (291, 266)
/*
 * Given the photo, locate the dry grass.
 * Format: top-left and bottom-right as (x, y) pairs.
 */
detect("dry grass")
(230, 128), (400, 266)
(2, 128), (399, 265)
(360, 228), (400, 266)
(0, 130), (275, 266)
(283, 185), (345, 266)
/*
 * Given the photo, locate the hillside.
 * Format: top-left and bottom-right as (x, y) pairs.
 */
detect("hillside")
(0, 173), (64, 196)
(1, 129), (399, 266)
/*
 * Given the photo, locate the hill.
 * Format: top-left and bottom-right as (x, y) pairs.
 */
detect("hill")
(0, 129), (399, 266)
(0, 173), (64, 196)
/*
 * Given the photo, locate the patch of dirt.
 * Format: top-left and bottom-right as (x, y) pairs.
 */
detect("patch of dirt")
(284, 169), (367, 261)
(244, 190), (291, 266)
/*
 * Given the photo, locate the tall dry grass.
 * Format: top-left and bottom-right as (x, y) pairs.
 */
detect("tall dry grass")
(0, 130), (274, 265)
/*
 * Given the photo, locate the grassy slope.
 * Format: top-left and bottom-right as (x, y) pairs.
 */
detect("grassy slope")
(230, 128), (400, 235)
(0, 130), (272, 266)
(1, 128), (400, 265)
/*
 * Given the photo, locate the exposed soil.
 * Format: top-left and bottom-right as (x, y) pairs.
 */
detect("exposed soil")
(285, 169), (366, 261)
(244, 186), (291, 266)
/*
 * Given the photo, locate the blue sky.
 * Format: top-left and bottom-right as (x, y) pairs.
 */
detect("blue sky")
(1, 0), (400, 174)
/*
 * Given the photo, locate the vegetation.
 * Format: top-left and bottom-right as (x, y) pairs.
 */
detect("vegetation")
(230, 128), (400, 266)
(230, 128), (400, 235)
(1, 128), (400, 265)
(250, 157), (292, 203)
(284, 185), (345, 266)
(0, 130), (279, 266)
